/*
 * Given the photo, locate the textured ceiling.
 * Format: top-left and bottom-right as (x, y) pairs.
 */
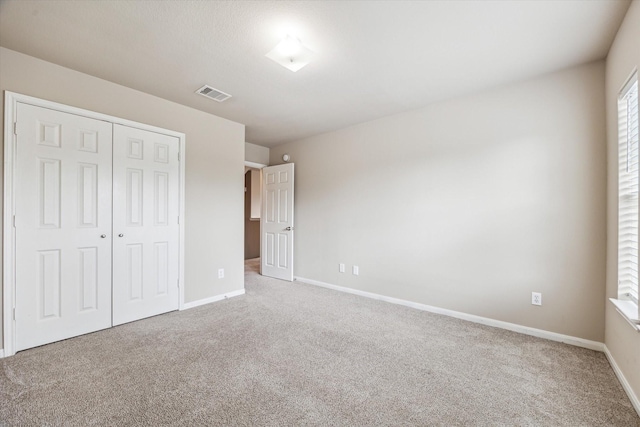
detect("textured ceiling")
(0, 0), (631, 147)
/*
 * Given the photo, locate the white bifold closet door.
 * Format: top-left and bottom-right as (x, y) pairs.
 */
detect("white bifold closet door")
(112, 124), (180, 326)
(15, 103), (113, 351)
(14, 103), (181, 352)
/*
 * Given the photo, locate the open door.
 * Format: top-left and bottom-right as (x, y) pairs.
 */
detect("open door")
(261, 163), (294, 281)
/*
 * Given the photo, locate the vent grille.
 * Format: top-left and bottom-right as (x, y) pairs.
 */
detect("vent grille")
(195, 85), (232, 102)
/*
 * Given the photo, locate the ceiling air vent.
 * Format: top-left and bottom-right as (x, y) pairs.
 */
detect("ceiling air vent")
(195, 85), (232, 102)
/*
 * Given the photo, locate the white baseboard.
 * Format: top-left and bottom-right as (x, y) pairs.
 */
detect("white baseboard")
(0, 349), (4, 358)
(295, 276), (604, 352)
(181, 289), (245, 310)
(604, 345), (640, 417)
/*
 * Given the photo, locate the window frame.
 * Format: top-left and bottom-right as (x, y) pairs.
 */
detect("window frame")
(614, 69), (640, 330)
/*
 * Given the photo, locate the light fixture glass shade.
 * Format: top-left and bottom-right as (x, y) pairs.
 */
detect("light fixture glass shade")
(276, 35), (302, 56)
(266, 35), (313, 72)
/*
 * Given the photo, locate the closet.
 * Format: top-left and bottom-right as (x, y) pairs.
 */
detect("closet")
(12, 101), (181, 352)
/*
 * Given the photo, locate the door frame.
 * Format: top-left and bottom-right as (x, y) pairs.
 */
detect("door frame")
(244, 161), (267, 170)
(244, 161), (266, 266)
(2, 91), (187, 357)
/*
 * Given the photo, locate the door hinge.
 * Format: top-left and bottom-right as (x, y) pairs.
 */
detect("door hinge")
(13, 122), (17, 135)
(12, 215), (16, 228)
(177, 279), (180, 288)
(177, 216), (180, 225)
(13, 308), (16, 321)
(178, 152), (180, 161)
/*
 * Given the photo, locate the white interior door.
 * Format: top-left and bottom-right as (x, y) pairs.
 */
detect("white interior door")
(261, 163), (294, 281)
(14, 103), (113, 351)
(112, 124), (180, 326)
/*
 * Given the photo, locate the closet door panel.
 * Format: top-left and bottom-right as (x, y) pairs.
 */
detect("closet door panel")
(14, 103), (113, 351)
(112, 125), (180, 325)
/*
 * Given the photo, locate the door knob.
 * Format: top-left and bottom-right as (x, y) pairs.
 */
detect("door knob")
(118, 233), (124, 237)
(100, 234), (106, 238)
(285, 226), (294, 231)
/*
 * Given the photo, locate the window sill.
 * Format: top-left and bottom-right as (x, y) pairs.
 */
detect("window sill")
(609, 298), (640, 332)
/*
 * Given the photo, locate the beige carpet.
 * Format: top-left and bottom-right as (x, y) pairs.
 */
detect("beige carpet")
(1, 258), (638, 426)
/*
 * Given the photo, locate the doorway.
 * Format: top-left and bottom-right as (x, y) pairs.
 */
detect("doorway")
(244, 167), (261, 260)
(243, 161), (295, 281)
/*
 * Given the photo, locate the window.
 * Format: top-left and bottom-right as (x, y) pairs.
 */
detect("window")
(618, 72), (639, 309)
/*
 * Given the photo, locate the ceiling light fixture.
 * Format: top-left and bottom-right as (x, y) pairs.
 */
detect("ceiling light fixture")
(266, 35), (313, 72)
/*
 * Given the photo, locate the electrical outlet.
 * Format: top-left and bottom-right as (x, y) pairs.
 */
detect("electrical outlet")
(218, 268), (224, 279)
(532, 292), (542, 306)
(339, 263), (345, 273)
(353, 265), (359, 276)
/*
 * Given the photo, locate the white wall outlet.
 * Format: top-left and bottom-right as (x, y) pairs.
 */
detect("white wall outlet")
(532, 292), (542, 306)
(218, 268), (224, 279)
(339, 263), (345, 273)
(353, 265), (359, 276)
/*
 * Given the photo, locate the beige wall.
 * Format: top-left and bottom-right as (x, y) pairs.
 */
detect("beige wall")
(245, 142), (269, 165)
(271, 61), (607, 342)
(605, 0), (640, 405)
(0, 47), (246, 349)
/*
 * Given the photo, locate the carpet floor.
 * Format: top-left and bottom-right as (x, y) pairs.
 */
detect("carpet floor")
(1, 258), (638, 426)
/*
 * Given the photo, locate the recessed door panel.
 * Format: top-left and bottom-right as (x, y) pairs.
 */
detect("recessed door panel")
(127, 244), (144, 300)
(278, 189), (288, 223)
(38, 121), (61, 147)
(78, 130), (98, 153)
(265, 233), (275, 267)
(79, 247), (98, 311)
(265, 172), (275, 185)
(155, 242), (169, 296)
(154, 143), (169, 163)
(278, 234), (288, 269)
(261, 163), (294, 281)
(154, 172), (169, 226)
(127, 138), (143, 159)
(15, 103), (113, 352)
(38, 250), (61, 320)
(39, 158), (61, 229)
(127, 169), (144, 226)
(266, 190), (276, 223)
(78, 163), (98, 227)
(112, 124), (180, 326)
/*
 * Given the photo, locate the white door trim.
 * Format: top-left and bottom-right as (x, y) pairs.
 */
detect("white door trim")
(244, 160), (267, 169)
(2, 91), (187, 357)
